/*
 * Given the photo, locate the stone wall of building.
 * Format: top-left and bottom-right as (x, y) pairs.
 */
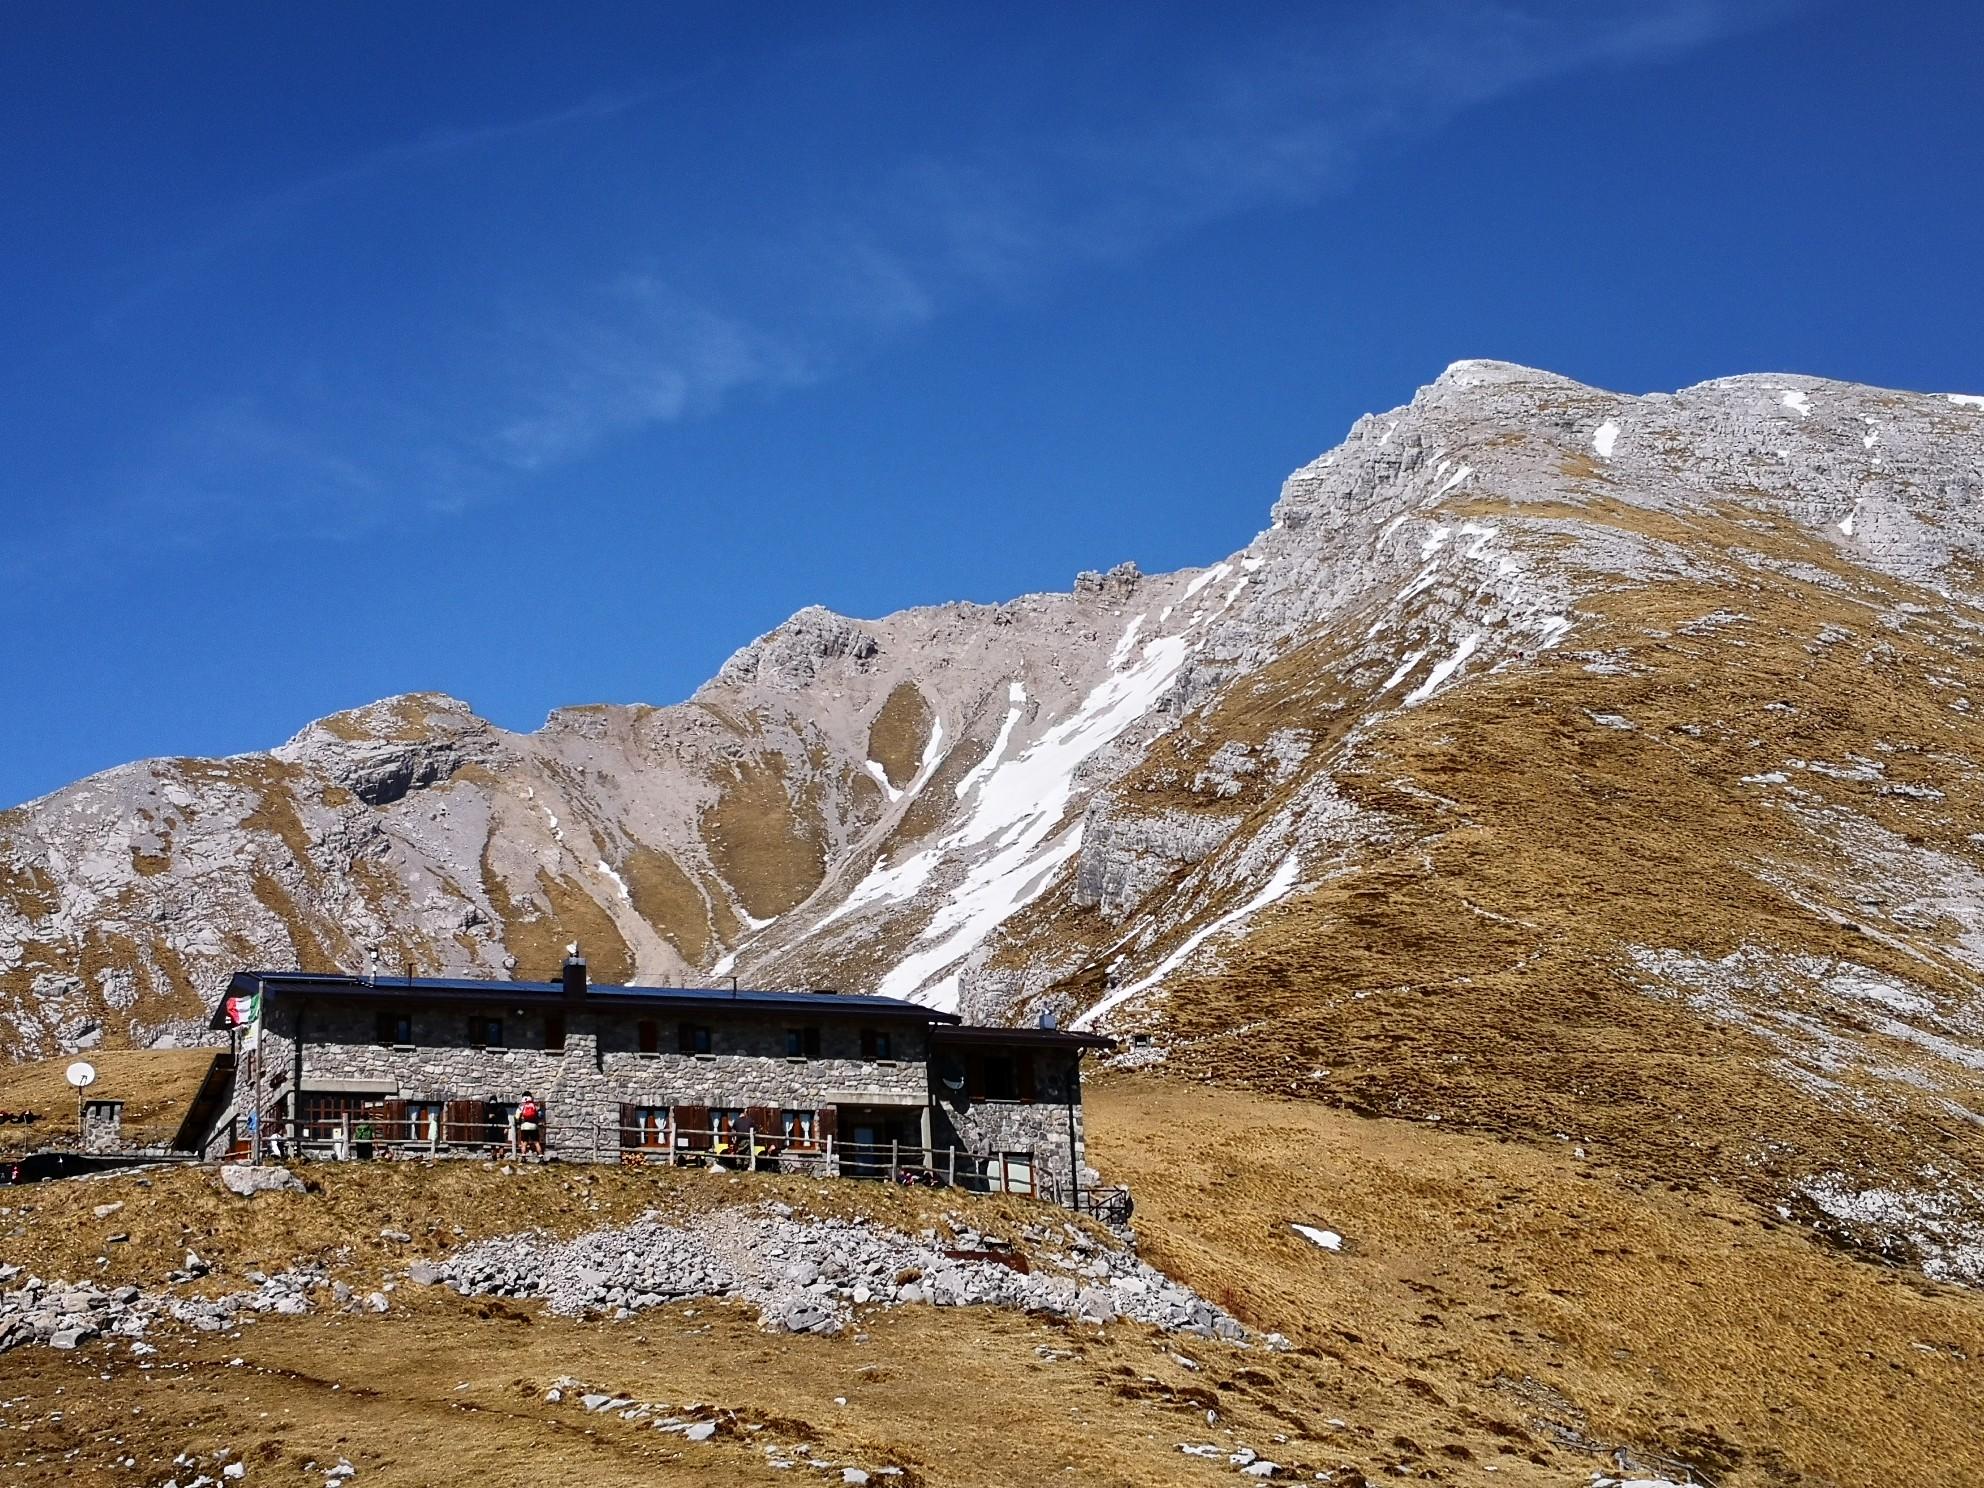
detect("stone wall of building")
(218, 996), (1096, 1194)
(232, 996), (930, 1161)
(930, 1048), (1088, 1197)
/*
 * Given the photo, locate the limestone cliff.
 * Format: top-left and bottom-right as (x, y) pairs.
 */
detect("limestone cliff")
(6, 360), (1983, 1280)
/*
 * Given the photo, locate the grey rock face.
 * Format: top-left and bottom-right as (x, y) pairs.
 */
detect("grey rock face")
(716, 605), (883, 689)
(275, 694), (513, 807)
(5, 363), (1983, 1304)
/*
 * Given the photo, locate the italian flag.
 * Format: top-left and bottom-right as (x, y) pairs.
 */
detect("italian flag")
(224, 990), (261, 1028)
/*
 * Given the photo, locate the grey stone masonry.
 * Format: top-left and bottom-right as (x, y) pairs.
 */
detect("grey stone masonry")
(210, 972), (1110, 1204)
(80, 1100), (123, 1152)
(932, 1046), (1087, 1198)
(232, 996), (929, 1162)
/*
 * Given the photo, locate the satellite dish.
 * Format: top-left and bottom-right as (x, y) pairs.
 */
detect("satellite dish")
(65, 1061), (97, 1090)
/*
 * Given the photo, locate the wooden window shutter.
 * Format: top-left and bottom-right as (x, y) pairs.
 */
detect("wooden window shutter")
(745, 1104), (780, 1138)
(381, 1099), (408, 1143)
(374, 1010), (394, 1045)
(675, 1103), (710, 1149)
(966, 1053), (986, 1101)
(1018, 1052), (1036, 1103)
(859, 1028), (877, 1059)
(815, 1106), (838, 1144)
(619, 1102), (637, 1150)
(444, 1100), (479, 1145)
(638, 1019), (658, 1054)
(676, 1021), (695, 1054)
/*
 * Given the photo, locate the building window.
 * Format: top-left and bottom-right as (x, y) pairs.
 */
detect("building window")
(785, 1026), (821, 1059)
(632, 1105), (669, 1147)
(638, 1019), (660, 1055)
(981, 1054), (1020, 1101)
(375, 1010), (412, 1047)
(468, 1015), (504, 1048)
(678, 1022), (712, 1055)
(781, 1109), (817, 1145)
(860, 1028), (893, 1061)
(405, 1102), (444, 1144)
(302, 1093), (384, 1139)
(542, 1012), (565, 1051)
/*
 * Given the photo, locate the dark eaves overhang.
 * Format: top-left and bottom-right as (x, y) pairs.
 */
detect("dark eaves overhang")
(209, 970), (962, 1029)
(933, 1023), (1115, 1052)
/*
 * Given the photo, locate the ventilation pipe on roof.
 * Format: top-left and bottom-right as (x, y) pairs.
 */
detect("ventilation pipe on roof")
(562, 944), (587, 1002)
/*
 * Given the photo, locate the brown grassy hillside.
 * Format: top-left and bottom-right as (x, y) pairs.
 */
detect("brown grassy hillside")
(0, 1075), (1978, 1485)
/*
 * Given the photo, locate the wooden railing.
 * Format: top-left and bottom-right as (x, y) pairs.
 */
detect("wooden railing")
(262, 1111), (1071, 1203)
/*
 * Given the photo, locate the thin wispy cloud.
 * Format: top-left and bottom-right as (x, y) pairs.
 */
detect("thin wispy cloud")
(58, 1), (1792, 564)
(97, 89), (656, 334)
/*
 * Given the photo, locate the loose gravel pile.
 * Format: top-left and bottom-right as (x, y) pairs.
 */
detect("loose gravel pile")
(432, 1200), (1253, 1339)
(0, 1253), (387, 1356)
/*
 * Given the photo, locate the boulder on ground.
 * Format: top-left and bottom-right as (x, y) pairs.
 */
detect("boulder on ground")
(219, 1164), (305, 1197)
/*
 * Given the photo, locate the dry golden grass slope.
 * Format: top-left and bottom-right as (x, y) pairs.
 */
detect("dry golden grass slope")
(0, 1075), (1977, 1487)
(1024, 497), (1984, 1287)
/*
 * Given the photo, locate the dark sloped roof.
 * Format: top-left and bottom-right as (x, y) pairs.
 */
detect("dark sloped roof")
(931, 1024), (1114, 1051)
(210, 970), (958, 1029)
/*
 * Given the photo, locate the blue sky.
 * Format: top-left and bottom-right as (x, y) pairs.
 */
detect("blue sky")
(3, 1), (1980, 807)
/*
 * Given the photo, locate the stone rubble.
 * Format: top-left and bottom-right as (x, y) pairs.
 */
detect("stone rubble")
(436, 1201), (1248, 1339)
(0, 1258), (365, 1355)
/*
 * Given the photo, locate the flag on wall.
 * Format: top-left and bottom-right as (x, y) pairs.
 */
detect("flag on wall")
(224, 990), (260, 1028)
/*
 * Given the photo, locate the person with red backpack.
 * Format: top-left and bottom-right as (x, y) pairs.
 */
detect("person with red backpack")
(517, 1092), (544, 1157)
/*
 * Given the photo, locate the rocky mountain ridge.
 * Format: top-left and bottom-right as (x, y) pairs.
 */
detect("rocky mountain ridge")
(6, 359), (1983, 1280)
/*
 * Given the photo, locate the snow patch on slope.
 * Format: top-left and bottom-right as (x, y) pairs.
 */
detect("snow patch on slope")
(1073, 853), (1301, 1030)
(1182, 564), (1230, 600)
(596, 860), (631, 902)
(953, 683), (1027, 801)
(1403, 633), (1482, 705)
(876, 639), (1193, 1008)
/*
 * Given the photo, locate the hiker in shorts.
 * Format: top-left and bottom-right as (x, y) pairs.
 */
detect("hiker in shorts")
(517, 1092), (544, 1157)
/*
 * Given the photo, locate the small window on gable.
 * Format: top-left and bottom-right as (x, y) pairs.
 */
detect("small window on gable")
(543, 1012), (566, 1051)
(785, 1026), (821, 1059)
(469, 1015), (504, 1049)
(678, 1022), (712, 1055)
(637, 1019), (660, 1055)
(859, 1028), (893, 1061)
(375, 1010), (412, 1047)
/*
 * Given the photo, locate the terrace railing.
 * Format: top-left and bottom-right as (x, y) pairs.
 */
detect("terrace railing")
(263, 1110), (1086, 1207)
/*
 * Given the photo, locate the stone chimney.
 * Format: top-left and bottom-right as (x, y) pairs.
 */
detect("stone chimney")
(82, 1098), (123, 1152)
(562, 944), (587, 1002)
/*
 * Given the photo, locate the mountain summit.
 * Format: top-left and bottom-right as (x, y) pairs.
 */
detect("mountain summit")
(5, 362), (1983, 1280)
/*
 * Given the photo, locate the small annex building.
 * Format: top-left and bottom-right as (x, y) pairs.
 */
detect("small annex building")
(189, 954), (1109, 1201)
